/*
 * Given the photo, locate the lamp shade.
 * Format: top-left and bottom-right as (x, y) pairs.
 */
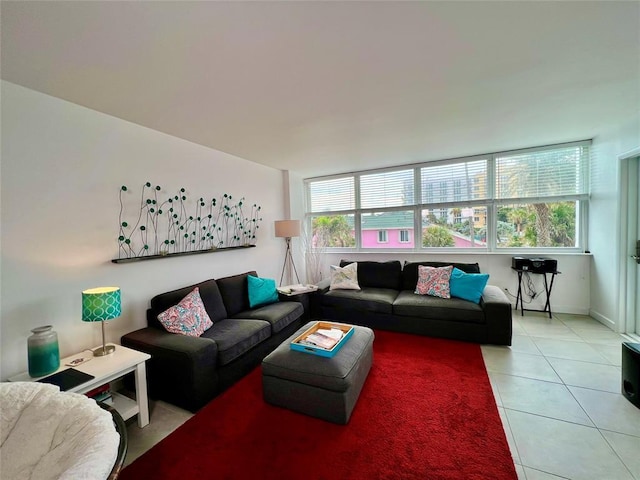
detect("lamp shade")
(274, 220), (300, 238)
(82, 287), (121, 322)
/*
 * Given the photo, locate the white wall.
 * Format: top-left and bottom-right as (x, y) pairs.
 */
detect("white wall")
(590, 117), (640, 330)
(1, 81), (287, 379)
(314, 252), (590, 315)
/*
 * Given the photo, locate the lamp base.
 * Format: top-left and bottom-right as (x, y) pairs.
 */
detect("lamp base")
(92, 344), (116, 357)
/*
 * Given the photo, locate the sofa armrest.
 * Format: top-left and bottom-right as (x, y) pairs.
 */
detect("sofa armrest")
(316, 278), (331, 293)
(480, 285), (513, 346)
(307, 278), (331, 319)
(121, 327), (219, 412)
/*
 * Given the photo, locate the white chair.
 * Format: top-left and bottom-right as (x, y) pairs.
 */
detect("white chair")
(1, 382), (125, 480)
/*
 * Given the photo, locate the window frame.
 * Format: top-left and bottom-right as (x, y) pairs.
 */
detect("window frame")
(304, 140), (590, 253)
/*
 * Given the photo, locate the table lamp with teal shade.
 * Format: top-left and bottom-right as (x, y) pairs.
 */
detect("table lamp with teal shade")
(82, 286), (121, 356)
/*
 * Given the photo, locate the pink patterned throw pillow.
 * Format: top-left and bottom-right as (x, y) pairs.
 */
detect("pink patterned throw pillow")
(415, 265), (453, 298)
(157, 287), (213, 337)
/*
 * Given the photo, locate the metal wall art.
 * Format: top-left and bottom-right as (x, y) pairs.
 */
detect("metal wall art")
(113, 182), (262, 263)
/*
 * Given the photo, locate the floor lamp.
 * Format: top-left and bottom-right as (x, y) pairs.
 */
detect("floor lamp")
(275, 220), (301, 286)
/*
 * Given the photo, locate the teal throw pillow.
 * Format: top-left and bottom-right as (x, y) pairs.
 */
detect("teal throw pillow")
(247, 275), (279, 308)
(449, 267), (489, 304)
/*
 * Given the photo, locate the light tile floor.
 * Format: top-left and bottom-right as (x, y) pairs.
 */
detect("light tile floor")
(484, 312), (640, 480)
(123, 312), (640, 479)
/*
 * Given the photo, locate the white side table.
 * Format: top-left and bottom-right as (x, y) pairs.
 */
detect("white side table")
(9, 344), (151, 428)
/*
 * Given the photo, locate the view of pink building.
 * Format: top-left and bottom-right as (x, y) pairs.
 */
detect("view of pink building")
(360, 211), (414, 249)
(361, 228), (414, 248)
(358, 211), (485, 248)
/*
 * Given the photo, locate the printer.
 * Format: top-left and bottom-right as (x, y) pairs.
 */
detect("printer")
(512, 257), (558, 273)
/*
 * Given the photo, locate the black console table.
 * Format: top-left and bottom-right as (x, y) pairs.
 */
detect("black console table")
(511, 267), (561, 319)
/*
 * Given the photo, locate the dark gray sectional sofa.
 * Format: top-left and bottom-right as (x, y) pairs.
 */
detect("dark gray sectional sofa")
(315, 260), (512, 346)
(121, 271), (304, 412)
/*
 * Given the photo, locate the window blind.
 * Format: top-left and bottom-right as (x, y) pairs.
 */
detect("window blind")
(420, 160), (488, 204)
(309, 177), (355, 212)
(360, 169), (415, 209)
(495, 145), (588, 200)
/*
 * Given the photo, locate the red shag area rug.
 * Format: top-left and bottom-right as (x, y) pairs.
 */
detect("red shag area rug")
(122, 330), (516, 480)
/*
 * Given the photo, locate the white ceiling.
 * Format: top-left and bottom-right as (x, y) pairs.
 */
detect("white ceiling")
(2, 1), (639, 178)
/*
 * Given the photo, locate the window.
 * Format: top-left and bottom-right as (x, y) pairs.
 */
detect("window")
(309, 177), (354, 212)
(362, 211), (414, 249)
(305, 141), (589, 252)
(494, 144), (588, 249)
(307, 177), (356, 249)
(421, 159), (488, 204)
(361, 170), (414, 209)
(310, 214), (355, 248)
(453, 180), (462, 201)
(422, 207), (487, 248)
(496, 202), (579, 248)
(495, 146), (587, 200)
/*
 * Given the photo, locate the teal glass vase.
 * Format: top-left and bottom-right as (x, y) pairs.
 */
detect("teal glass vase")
(28, 325), (60, 377)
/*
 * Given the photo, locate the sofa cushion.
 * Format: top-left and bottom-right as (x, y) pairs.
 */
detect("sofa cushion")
(450, 268), (490, 304)
(402, 261), (481, 291)
(321, 287), (398, 314)
(233, 301), (303, 333)
(393, 290), (485, 324)
(156, 287), (214, 337)
(216, 271), (257, 317)
(340, 260), (402, 290)
(247, 275), (279, 308)
(200, 318), (270, 366)
(149, 279), (227, 330)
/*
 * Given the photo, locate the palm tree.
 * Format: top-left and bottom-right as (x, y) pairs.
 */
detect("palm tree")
(499, 148), (579, 247)
(533, 203), (551, 246)
(312, 216), (354, 247)
(507, 207), (528, 234)
(452, 207), (462, 225)
(550, 201), (576, 246)
(422, 225), (455, 247)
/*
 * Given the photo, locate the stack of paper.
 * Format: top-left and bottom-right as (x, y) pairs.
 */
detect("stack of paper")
(301, 328), (344, 349)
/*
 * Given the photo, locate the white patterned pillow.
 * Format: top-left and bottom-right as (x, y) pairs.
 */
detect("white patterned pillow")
(157, 287), (213, 336)
(329, 263), (360, 291)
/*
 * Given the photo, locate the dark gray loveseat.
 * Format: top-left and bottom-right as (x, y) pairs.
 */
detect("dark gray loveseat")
(315, 260), (512, 346)
(121, 271), (304, 412)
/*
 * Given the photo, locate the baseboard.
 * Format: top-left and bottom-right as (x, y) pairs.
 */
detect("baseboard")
(588, 309), (616, 330)
(551, 305), (591, 316)
(511, 304), (589, 315)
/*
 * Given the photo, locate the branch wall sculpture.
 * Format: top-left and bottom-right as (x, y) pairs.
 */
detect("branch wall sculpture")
(115, 182), (262, 262)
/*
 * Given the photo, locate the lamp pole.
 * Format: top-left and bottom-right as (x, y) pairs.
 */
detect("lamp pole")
(279, 236), (301, 286)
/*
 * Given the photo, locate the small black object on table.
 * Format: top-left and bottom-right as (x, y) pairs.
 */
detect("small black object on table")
(511, 267), (561, 319)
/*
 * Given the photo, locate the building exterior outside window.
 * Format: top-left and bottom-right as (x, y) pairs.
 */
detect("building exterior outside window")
(305, 141), (589, 252)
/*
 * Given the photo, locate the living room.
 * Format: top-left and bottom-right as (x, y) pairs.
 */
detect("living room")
(1, 2), (639, 479)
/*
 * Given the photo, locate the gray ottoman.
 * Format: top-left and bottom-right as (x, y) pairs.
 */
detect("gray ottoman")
(262, 322), (374, 424)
